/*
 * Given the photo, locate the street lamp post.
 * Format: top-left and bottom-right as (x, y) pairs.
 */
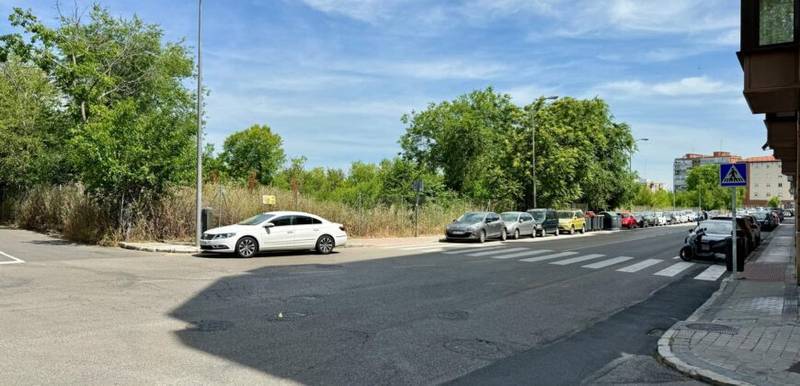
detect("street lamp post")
(195, 0), (203, 247)
(532, 96), (558, 209)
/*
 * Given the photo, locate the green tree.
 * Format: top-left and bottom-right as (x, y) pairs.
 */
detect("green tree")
(768, 196), (781, 208)
(686, 165), (729, 210)
(1, 5), (198, 233)
(0, 58), (69, 189)
(221, 124), (286, 185)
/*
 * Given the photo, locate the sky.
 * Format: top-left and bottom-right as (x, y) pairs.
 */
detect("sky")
(2, 0), (766, 188)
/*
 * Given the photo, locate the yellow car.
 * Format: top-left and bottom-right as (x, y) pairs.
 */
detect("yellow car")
(557, 210), (586, 234)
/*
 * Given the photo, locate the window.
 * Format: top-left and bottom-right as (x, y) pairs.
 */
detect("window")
(760, 0), (795, 46)
(292, 216), (314, 225)
(271, 217), (291, 227)
(779, 183), (783, 187)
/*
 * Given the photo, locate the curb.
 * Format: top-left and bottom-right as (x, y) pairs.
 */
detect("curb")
(655, 229), (779, 386)
(118, 242), (199, 254)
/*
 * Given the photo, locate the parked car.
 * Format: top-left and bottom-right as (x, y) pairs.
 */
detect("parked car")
(558, 210), (586, 234)
(654, 212), (669, 226)
(711, 216), (756, 255)
(680, 220), (748, 262)
(200, 211), (348, 258)
(772, 208), (785, 223)
(501, 211), (535, 240)
(527, 208), (560, 237)
(640, 212), (657, 227)
(446, 212), (506, 243)
(753, 211), (778, 231)
(620, 213), (638, 229)
(740, 214), (761, 246)
(785, 209), (794, 217)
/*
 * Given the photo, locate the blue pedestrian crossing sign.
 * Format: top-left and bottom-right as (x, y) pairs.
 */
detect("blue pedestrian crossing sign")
(719, 163), (747, 187)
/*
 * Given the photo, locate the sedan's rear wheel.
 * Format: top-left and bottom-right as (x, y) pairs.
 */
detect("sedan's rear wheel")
(235, 236), (258, 258)
(316, 235), (335, 255)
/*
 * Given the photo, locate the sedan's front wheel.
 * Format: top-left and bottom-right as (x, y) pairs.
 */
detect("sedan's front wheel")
(316, 235), (335, 254)
(500, 229), (507, 241)
(513, 229), (520, 240)
(235, 236), (258, 258)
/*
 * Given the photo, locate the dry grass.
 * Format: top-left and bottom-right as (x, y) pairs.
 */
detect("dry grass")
(10, 183), (478, 243)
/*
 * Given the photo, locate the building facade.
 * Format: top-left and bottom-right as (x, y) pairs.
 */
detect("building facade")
(743, 156), (794, 207)
(673, 152), (742, 191)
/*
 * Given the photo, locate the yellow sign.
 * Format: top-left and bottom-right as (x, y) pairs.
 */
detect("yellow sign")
(262, 195), (276, 205)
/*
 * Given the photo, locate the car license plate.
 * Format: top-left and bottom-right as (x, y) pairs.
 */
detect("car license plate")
(701, 244), (710, 251)
(451, 231), (464, 235)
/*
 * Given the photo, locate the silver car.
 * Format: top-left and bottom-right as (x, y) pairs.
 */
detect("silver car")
(445, 212), (506, 243)
(501, 211), (535, 239)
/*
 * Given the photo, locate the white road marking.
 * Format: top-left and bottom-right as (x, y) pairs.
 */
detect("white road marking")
(550, 254), (605, 265)
(654, 262), (695, 277)
(673, 256), (681, 260)
(399, 245), (454, 251)
(582, 256), (634, 269)
(443, 246), (506, 255)
(0, 250), (24, 265)
(467, 247), (528, 257)
(411, 248), (446, 254)
(616, 259), (663, 273)
(489, 250), (553, 260)
(520, 251), (578, 263)
(694, 265), (727, 281)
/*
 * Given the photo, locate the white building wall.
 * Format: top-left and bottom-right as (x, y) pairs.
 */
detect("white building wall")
(749, 161), (793, 202)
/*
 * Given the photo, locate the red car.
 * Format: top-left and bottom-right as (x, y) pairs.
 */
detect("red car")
(620, 213), (638, 229)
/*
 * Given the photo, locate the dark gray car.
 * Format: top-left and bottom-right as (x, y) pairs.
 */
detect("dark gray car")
(501, 211), (535, 240)
(445, 212), (506, 243)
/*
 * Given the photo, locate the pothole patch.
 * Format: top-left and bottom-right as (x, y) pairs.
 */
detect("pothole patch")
(186, 319), (234, 332)
(266, 311), (309, 322)
(437, 310), (469, 321)
(443, 338), (512, 360)
(686, 323), (739, 335)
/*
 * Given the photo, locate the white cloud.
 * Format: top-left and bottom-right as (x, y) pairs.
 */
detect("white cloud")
(298, 0), (402, 23)
(597, 76), (738, 97)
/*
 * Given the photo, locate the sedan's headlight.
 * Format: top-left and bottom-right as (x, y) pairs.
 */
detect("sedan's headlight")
(536, 224), (543, 229)
(212, 233), (235, 240)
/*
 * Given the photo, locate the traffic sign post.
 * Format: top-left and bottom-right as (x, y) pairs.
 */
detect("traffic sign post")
(720, 163), (747, 279)
(412, 180), (424, 238)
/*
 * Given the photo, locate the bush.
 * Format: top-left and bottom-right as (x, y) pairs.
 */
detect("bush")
(8, 183), (481, 243)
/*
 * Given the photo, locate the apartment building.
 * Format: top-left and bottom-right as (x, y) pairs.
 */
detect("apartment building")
(673, 152), (742, 191)
(743, 156), (794, 207)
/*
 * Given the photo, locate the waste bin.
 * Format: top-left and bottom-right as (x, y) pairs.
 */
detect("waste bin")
(593, 216), (604, 230)
(725, 240), (746, 272)
(600, 212), (621, 230)
(201, 207), (214, 233)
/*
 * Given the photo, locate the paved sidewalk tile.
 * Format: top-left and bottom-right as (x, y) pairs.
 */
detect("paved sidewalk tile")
(659, 221), (800, 386)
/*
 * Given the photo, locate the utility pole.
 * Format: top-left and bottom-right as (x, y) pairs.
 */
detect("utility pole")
(532, 96), (558, 209)
(195, 0), (203, 247)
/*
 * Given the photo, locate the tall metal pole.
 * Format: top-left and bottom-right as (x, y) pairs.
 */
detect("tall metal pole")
(732, 187), (738, 280)
(195, 0), (203, 247)
(531, 96), (558, 209)
(532, 111), (537, 209)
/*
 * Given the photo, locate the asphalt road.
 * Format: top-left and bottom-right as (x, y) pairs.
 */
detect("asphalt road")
(0, 224), (726, 385)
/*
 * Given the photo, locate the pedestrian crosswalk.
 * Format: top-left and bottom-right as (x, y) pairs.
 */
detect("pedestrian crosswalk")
(383, 243), (727, 281)
(377, 242), (728, 282)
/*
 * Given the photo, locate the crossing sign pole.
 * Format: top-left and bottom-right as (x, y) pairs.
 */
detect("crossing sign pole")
(720, 163), (747, 279)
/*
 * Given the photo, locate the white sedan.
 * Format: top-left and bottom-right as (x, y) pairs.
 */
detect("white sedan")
(200, 211), (348, 258)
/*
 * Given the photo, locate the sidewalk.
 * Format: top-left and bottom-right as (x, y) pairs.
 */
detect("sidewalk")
(659, 220), (800, 386)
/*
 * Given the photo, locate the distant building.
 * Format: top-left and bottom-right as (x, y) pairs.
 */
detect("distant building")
(673, 152), (742, 191)
(743, 156), (794, 207)
(638, 179), (666, 192)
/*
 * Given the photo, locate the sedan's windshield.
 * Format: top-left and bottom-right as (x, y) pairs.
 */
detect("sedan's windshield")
(753, 212), (768, 220)
(528, 210), (546, 221)
(696, 221), (732, 235)
(501, 213), (519, 222)
(238, 213), (275, 225)
(457, 212), (485, 223)
(557, 211), (572, 219)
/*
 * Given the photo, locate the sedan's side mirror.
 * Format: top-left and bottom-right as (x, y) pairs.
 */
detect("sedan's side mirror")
(485, 218), (492, 223)
(263, 223), (275, 229)
(519, 218), (524, 223)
